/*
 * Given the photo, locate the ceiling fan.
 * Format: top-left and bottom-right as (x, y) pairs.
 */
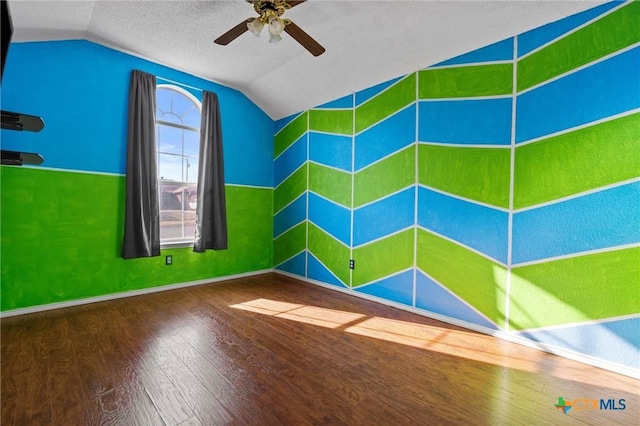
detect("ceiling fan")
(214, 0), (325, 57)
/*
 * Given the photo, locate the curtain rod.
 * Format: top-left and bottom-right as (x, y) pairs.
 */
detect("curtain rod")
(156, 76), (204, 93)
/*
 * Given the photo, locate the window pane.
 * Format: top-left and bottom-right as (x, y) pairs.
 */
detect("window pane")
(157, 88), (172, 111)
(158, 153), (183, 182)
(172, 92), (196, 116)
(158, 112), (182, 126)
(184, 129), (199, 157)
(182, 184), (198, 211)
(159, 183), (185, 239)
(183, 155), (199, 184)
(159, 183), (197, 241)
(183, 108), (201, 128)
(157, 125), (183, 155)
(159, 181), (183, 210)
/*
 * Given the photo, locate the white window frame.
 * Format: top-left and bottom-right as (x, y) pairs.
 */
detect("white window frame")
(156, 84), (202, 247)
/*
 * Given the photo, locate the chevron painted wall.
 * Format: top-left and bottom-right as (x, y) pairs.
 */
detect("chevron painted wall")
(274, 0), (639, 376)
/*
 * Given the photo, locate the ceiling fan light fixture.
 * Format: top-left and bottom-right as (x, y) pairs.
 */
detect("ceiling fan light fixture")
(247, 18), (264, 36)
(214, 0), (325, 56)
(268, 17), (285, 35)
(269, 32), (283, 43)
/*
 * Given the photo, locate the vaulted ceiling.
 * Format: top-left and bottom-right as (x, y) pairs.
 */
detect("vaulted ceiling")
(7, 0), (606, 119)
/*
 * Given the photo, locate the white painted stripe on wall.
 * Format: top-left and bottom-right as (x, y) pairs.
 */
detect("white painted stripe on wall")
(273, 250), (306, 269)
(424, 59), (513, 70)
(353, 267), (414, 289)
(353, 101), (417, 137)
(273, 191), (306, 216)
(353, 185), (414, 211)
(308, 190), (351, 210)
(517, 42), (640, 96)
(418, 94), (512, 102)
(418, 226), (509, 268)
(351, 225), (415, 250)
(308, 129), (352, 138)
(311, 107), (352, 112)
(353, 140), (415, 173)
(273, 131), (306, 162)
(513, 177), (640, 213)
(510, 242), (640, 268)
(0, 269), (274, 318)
(355, 74), (412, 109)
(273, 111), (305, 138)
(417, 184), (510, 213)
(308, 219), (351, 250)
(514, 108), (640, 147)
(416, 267), (499, 328)
(305, 111), (310, 278)
(306, 250), (348, 288)
(16, 165), (274, 190)
(273, 162), (306, 190)
(504, 36), (518, 332)
(272, 220), (306, 241)
(350, 92), (356, 287)
(517, 0), (630, 61)
(417, 141), (511, 149)
(512, 312), (640, 334)
(413, 71), (420, 308)
(19, 165), (125, 177)
(226, 183), (272, 190)
(308, 160), (351, 175)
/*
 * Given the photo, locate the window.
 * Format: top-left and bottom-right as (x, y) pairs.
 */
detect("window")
(155, 85), (201, 246)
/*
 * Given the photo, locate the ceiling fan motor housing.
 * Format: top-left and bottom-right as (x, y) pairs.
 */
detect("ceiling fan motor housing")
(251, 0), (289, 22)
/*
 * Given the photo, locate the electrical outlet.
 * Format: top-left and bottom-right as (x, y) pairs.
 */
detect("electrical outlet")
(165, 255), (172, 265)
(349, 259), (355, 270)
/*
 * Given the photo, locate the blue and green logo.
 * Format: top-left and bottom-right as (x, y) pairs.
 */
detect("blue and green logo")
(555, 397), (572, 414)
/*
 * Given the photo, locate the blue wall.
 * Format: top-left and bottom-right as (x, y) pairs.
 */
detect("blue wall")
(1, 40), (273, 186)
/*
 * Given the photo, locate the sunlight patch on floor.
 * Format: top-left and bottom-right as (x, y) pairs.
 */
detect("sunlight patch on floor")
(230, 298), (545, 372)
(230, 298), (366, 328)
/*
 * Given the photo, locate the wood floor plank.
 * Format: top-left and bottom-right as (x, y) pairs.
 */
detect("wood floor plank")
(1, 321), (23, 426)
(152, 335), (236, 425)
(68, 303), (165, 425)
(9, 314), (53, 425)
(1, 273), (638, 425)
(170, 313), (317, 425)
(46, 313), (88, 424)
(106, 302), (194, 425)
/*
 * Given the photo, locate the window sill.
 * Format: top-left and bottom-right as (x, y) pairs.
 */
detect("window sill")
(161, 241), (194, 249)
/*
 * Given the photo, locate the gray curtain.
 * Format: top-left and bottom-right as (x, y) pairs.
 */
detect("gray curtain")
(122, 70), (160, 259)
(194, 91), (228, 252)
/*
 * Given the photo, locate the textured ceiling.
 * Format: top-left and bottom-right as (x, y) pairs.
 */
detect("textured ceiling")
(7, 0), (606, 120)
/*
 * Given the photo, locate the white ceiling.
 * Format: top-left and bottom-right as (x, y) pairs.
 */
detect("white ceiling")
(8, 0), (606, 120)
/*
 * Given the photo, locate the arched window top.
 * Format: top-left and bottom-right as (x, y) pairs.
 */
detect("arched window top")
(156, 84), (202, 129)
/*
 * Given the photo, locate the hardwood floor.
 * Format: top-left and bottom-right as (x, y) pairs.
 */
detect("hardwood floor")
(1, 273), (638, 425)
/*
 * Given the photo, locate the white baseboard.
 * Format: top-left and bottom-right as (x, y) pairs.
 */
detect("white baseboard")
(0, 268), (274, 318)
(274, 270), (640, 380)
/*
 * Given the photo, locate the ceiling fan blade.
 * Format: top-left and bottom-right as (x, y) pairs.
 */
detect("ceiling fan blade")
(214, 19), (251, 45)
(284, 20), (325, 56)
(287, 1), (307, 8)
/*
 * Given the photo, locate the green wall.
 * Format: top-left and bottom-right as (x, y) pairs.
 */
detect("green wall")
(0, 164), (273, 311)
